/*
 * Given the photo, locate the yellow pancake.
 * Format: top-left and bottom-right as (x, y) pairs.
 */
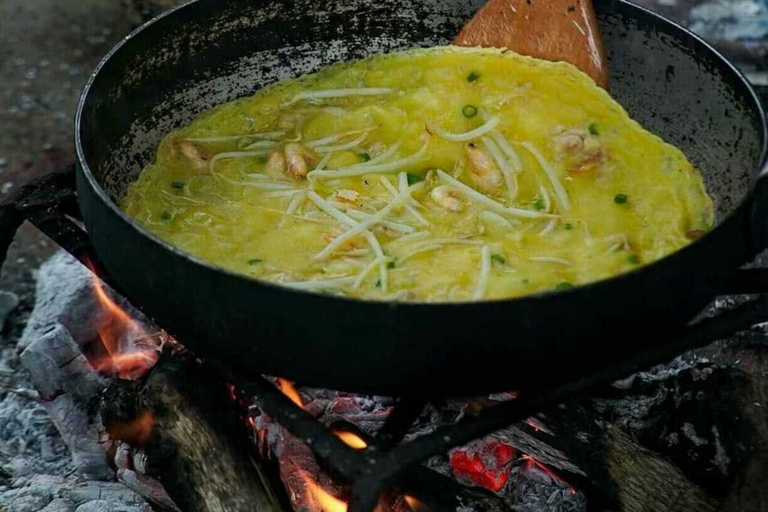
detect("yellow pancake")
(121, 46), (713, 302)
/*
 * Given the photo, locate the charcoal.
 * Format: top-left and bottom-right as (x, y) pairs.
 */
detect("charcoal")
(0, 290), (19, 331)
(40, 499), (76, 512)
(20, 323), (112, 480)
(18, 251), (149, 351)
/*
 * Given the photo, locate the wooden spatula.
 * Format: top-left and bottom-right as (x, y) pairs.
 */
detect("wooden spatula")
(455, 0), (609, 89)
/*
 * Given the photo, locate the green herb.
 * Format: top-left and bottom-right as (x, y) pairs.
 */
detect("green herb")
(375, 279), (382, 288)
(614, 193), (629, 205)
(257, 155), (269, 164)
(160, 211), (172, 221)
(171, 181), (185, 190)
(564, 223), (574, 230)
(627, 254), (640, 265)
(588, 123), (599, 136)
(555, 282), (574, 291)
(533, 197), (546, 211)
(406, 173), (424, 185)
(359, 152), (371, 162)
(387, 261), (396, 269)
(521, 278), (530, 284)
(248, 259), (263, 265)
(467, 71), (481, 83)
(462, 105), (479, 118)
(491, 254), (506, 265)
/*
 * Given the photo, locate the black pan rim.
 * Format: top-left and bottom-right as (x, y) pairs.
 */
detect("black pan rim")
(74, 0), (768, 309)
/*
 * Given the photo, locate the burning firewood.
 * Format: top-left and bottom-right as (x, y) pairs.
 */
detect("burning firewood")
(101, 352), (288, 512)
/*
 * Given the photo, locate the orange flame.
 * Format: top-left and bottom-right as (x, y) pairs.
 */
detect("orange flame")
(106, 410), (154, 446)
(302, 473), (347, 512)
(276, 378), (303, 407)
(333, 431), (368, 449)
(404, 495), (427, 512)
(90, 273), (155, 379)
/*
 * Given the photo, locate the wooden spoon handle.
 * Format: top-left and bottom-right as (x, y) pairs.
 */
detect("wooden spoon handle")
(455, 0), (609, 89)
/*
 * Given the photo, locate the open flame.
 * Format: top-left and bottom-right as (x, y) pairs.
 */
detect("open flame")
(332, 431), (368, 449)
(90, 273), (157, 379)
(276, 378), (304, 407)
(403, 495), (427, 512)
(302, 472), (348, 512)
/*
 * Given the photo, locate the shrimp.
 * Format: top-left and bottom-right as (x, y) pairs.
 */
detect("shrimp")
(177, 141), (209, 172)
(430, 186), (464, 213)
(284, 143), (319, 179)
(464, 143), (503, 192)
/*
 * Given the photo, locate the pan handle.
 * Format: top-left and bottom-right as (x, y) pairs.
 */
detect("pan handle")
(0, 166), (96, 269)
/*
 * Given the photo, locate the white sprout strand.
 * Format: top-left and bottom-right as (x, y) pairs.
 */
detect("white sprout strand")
(286, 191), (306, 215)
(520, 143), (571, 211)
(397, 172), (429, 215)
(213, 172), (297, 190)
(396, 239), (486, 264)
(315, 132), (369, 154)
(241, 140), (279, 150)
(537, 184), (558, 235)
(314, 152), (334, 172)
(387, 230), (432, 246)
(490, 129), (523, 171)
(310, 140), (429, 180)
(396, 244), (441, 264)
(350, 141), (402, 168)
(264, 189), (305, 198)
(435, 170), (555, 220)
(481, 210), (513, 229)
(160, 190), (206, 204)
(382, 174), (429, 226)
(283, 276), (358, 291)
(529, 256), (573, 266)
(346, 209), (416, 233)
(539, 184), (552, 213)
(353, 257), (388, 288)
(431, 116), (500, 142)
(314, 180), (426, 261)
(305, 127), (376, 149)
(473, 245), (492, 300)
(185, 131), (286, 143)
(306, 191), (388, 289)
(208, 150), (272, 174)
(285, 88), (394, 106)
(482, 136), (518, 201)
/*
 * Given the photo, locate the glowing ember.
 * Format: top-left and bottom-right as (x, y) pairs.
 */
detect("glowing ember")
(90, 272), (157, 379)
(276, 378), (304, 407)
(302, 472), (348, 512)
(333, 430), (368, 449)
(450, 440), (517, 492)
(106, 410), (154, 446)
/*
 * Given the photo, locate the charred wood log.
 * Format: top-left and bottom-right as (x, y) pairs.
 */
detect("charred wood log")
(515, 364), (767, 512)
(19, 323), (113, 480)
(101, 352), (288, 512)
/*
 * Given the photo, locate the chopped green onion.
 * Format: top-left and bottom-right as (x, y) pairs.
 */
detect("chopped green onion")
(248, 259), (263, 265)
(359, 152), (371, 162)
(491, 254), (506, 265)
(387, 261), (396, 269)
(462, 105), (478, 118)
(564, 223), (574, 230)
(521, 278), (530, 284)
(467, 71), (481, 83)
(627, 254), (640, 265)
(614, 193), (629, 204)
(171, 181), (185, 190)
(257, 155), (269, 164)
(375, 279), (382, 288)
(555, 282), (574, 291)
(160, 211), (172, 222)
(406, 172), (424, 185)
(533, 197), (546, 211)
(588, 123), (599, 136)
